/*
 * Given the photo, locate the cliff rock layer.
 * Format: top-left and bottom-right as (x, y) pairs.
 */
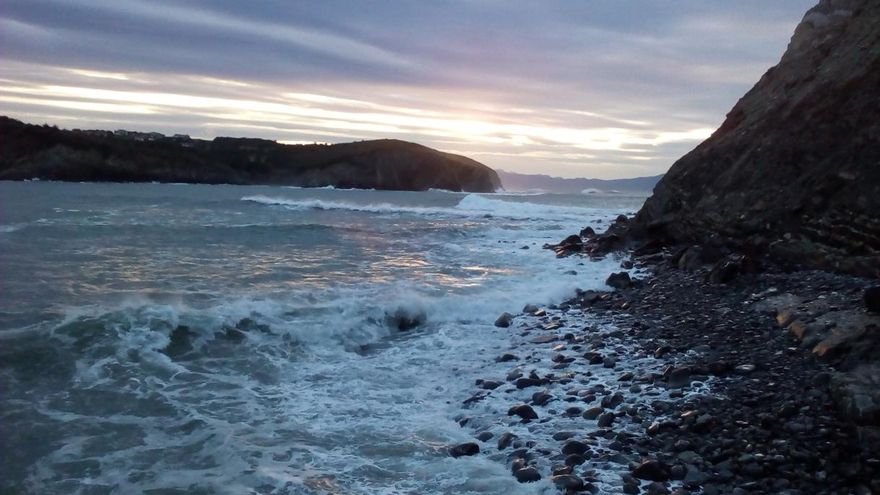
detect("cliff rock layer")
(0, 117), (501, 193)
(634, 0), (880, 277)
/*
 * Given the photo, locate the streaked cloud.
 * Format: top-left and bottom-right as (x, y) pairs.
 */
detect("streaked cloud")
(0, 0), (815, 178)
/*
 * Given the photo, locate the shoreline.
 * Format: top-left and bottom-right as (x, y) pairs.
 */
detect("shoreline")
(452, 246), (879, 494)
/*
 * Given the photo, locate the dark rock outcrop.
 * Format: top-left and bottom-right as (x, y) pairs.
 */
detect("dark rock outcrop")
(0, 117), (501, 192)
(627, 0), (880, 278)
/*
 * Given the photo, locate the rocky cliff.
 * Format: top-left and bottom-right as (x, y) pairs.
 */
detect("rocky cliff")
(0, 117), (501, 192)
(631, 0), (880, 278)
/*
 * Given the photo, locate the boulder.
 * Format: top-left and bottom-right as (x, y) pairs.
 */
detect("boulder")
(522, 304), (540, 314)
(514, 466), (541, 483)
(561, 440), (590, 456)
(551, 474), (585, 491)
(385, 308), (426, 331)
(507, 404), (539, 420)
(497, 432), (518, 450)
(494, 312), (514, 328)
(632, 459), (669, 482)
(606, 272), (633, 289)
(449, 442), (480, 458)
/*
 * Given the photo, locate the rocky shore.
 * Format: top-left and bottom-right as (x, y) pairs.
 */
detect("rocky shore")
(448, 244), (879, 494)
(443, 1), (880, 491)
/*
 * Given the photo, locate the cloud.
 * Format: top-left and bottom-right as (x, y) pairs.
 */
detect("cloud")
(0, 0), (815, 178)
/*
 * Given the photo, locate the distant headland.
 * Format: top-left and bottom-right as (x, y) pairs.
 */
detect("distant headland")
(0, 116), (501, 193)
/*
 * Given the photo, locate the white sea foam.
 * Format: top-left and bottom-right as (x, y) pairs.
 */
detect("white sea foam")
(243, 193), (600, 222)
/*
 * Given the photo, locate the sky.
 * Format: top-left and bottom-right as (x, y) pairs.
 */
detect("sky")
(0, 1), (816, 179)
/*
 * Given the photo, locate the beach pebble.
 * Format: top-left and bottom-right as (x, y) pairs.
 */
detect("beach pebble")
(734, 364), (757, 374)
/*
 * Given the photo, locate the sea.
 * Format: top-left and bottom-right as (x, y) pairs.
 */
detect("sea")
(0, 181), (646, 495)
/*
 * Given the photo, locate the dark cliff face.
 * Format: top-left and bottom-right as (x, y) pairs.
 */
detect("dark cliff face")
(634, 0), (880, 277)
(0, 118), (501, 193)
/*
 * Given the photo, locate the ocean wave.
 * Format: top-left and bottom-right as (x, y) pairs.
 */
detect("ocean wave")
(0, 223), (26, 233)
(454, 193), (599, 220)
(242, 193), (599, 221)
(242, 195), (455, 216)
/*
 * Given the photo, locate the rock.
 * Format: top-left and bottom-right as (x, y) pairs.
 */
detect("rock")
(478, 380), (502, 390)
(734, 364), (756, 374)
(654, 345), (673, 358)
(866, 287), (880, 313)
(606, 272), (633, 289)
(532, 390), (554, 406)
(585, 352), (605, 365)
(384, 307), (427, 331)
(676, 246), (704, 270)
(565, 454), (586, 467)
(475, 431), (493, 442)
(552, 431), (577, 441)
(220, 326), (247, 342)
(601, 392), (625, 408)
(560, 234), (583, 246)
(495, 353), (519, 362)
(632, 459), (669, 482)
(522, 304), (540, 314)
(580, 226), (596, 238)
(547, 234), (584, 257)
(830, 364), (880, 425)
(551, 474), (585, 491)
(449, 442), (480, 458)
(645, 482), (671, 495)
(669, 464), (687, 480)
(707, 256), (742, 284)
(597, 412), (615, 427)
(164, 325), (194, 357)
(514, 466), (541, 483)
(495, 312), (515, 328)
(508, 404), (539, 420)
(497, 432), (518, 450)
(668, 367), (692, 388)
(582, 406), (604, 420)
(515, 377), (544, 389)
(561, 440), (590, 456)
